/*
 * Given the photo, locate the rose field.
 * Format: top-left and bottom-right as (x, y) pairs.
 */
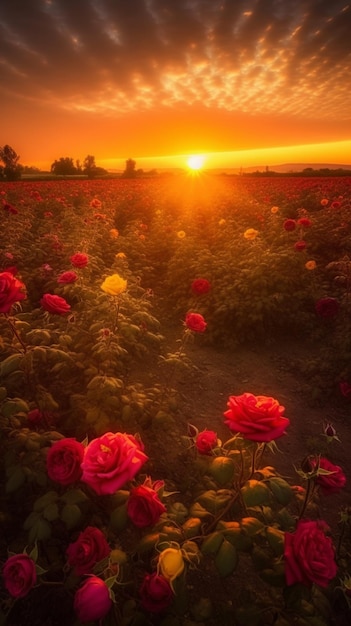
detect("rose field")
(1, 173), (351, 626)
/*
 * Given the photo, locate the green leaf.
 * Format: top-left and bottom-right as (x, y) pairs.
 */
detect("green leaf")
(265, 526), (284, 556)
(60, 504), (82, 529)
(109, 504), (128, 532)
(0, 354), (24, 377)
(189, 502), (212, 519)
(201, 531), (224, 555)
(182, 517), (201, 539)
(241, 480), (271, 507)
(60, 488), (88, 505)
(43, 502), (59, 522)
(136, 533), (160, 554)
(33, 490), (59, 512)
(28, 517), (52, 543)
(241, 517), (265, 536)
(1, 398), (29, 418)
(209, 456), (235, 485)
(215, 539), (238, 576)
(5, 466), (26, 493)
(268, 477), (293, 505)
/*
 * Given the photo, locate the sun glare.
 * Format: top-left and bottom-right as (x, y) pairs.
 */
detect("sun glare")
(187, 155), (206, 171)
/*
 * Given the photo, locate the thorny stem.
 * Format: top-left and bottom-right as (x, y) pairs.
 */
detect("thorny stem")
(4, 313), (27, 353)
(298, 478), (315, 521)
(205, 492), (240, 535)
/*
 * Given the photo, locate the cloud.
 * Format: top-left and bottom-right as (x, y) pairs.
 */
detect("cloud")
(0, 0), (350, 121)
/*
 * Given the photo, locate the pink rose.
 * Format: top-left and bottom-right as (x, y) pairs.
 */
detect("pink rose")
(81, 432), (148, 495)
(195, 430), (218, 454)
(66, 527), (110, 575)
(3, 554), (37, 598)
(224, 392), (290, 442)
(185, 312), (207, 333)
(284, 520), (337, 587)
(139, 573), (173, 613)
(191, 278), (211, 295)
(57, 270), (78, 284)
(40, 293), (71, 315)
(46, 438), (84, 485)
(70, 252), (89, 268)
(313, 457), (346, 495)
(127, 484), (166, 528)
(74, 576), (112, 623)
(0, 271), (26, 313)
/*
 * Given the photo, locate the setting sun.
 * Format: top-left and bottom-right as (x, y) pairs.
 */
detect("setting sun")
(187, 155), (206, 171)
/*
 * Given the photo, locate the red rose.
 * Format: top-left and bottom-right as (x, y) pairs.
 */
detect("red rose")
(40, 293), (71, 315)
(315, 297), (340, 318)
(284, 520), (337, 587)
(339, 381), (351, 398)
(81, 432), (148, 495)
(3, 554), (37, 598)
(57, 270), (78, 284)
(46, 438), (84, 485)
(66, 527), (110, 575)
(0, 271), (26, 313)
(127, 484), (166, 528)
(224, 392), (290, 442)
(283, 219), (296, 231)
(74, 576), (112, 623)
(294, 240), (306, 251)
(313, 457), (346, 495)
(297, 218), (312, 228)
(191, 278), (211, 295)
(185, 312), (207, 333)
(195, 430), (218, 454)
(139, 573), (173, 613)
(70, 252), (89, 268)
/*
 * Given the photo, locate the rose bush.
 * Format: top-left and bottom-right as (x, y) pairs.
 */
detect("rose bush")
(46, 438), (85, 485)
(0, 271), (26, 313)
(66, 526), (110, 575)
(223, 392), (290, 442)
(81, 432), (148, 495)
(2, 554), (37, 599)
(284, 520), (337, 587)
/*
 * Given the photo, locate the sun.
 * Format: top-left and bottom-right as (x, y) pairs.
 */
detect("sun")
(186, 154), (206, 171)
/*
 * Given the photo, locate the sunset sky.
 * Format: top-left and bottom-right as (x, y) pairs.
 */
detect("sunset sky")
(1, 0), (351, 171)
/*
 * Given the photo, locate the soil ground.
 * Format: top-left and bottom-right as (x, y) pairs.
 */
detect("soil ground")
(130, 308), (351, 626)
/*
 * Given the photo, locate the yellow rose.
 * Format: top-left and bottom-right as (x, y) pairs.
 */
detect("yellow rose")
(243, 228), (259, 240)
(158, 548), (185, 583)
(115, 252), (126, 260)
(101, 274), (127, 296)
(305, 260), (317, 270)
(177, 230), (186, 239)
(110, 228), (119, 238)
(271, 206), (279, 214)
(218, 218), (226, 226)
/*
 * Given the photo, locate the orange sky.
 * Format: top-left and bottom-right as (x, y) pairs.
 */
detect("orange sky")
(1, 0), (351, 170)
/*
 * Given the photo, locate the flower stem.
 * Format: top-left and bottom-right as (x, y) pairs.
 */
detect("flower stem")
(3, 313), (27, 353)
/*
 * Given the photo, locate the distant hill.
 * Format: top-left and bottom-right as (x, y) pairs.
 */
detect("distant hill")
(214, 163), (351, 174)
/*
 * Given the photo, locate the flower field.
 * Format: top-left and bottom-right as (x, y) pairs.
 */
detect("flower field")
(1, 174), (351, 625)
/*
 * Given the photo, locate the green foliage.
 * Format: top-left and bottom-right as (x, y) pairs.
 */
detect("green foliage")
(0, 176), (350, 624)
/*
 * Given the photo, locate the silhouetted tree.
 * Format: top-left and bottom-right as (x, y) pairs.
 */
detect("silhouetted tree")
(122, 158), (137, 178)
(51, 157), (77, 176)
(83, 154), (97, 179)
(0, 144), (22, 180)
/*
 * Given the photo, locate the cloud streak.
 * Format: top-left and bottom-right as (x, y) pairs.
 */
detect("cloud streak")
(0, 0), (350, 121)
